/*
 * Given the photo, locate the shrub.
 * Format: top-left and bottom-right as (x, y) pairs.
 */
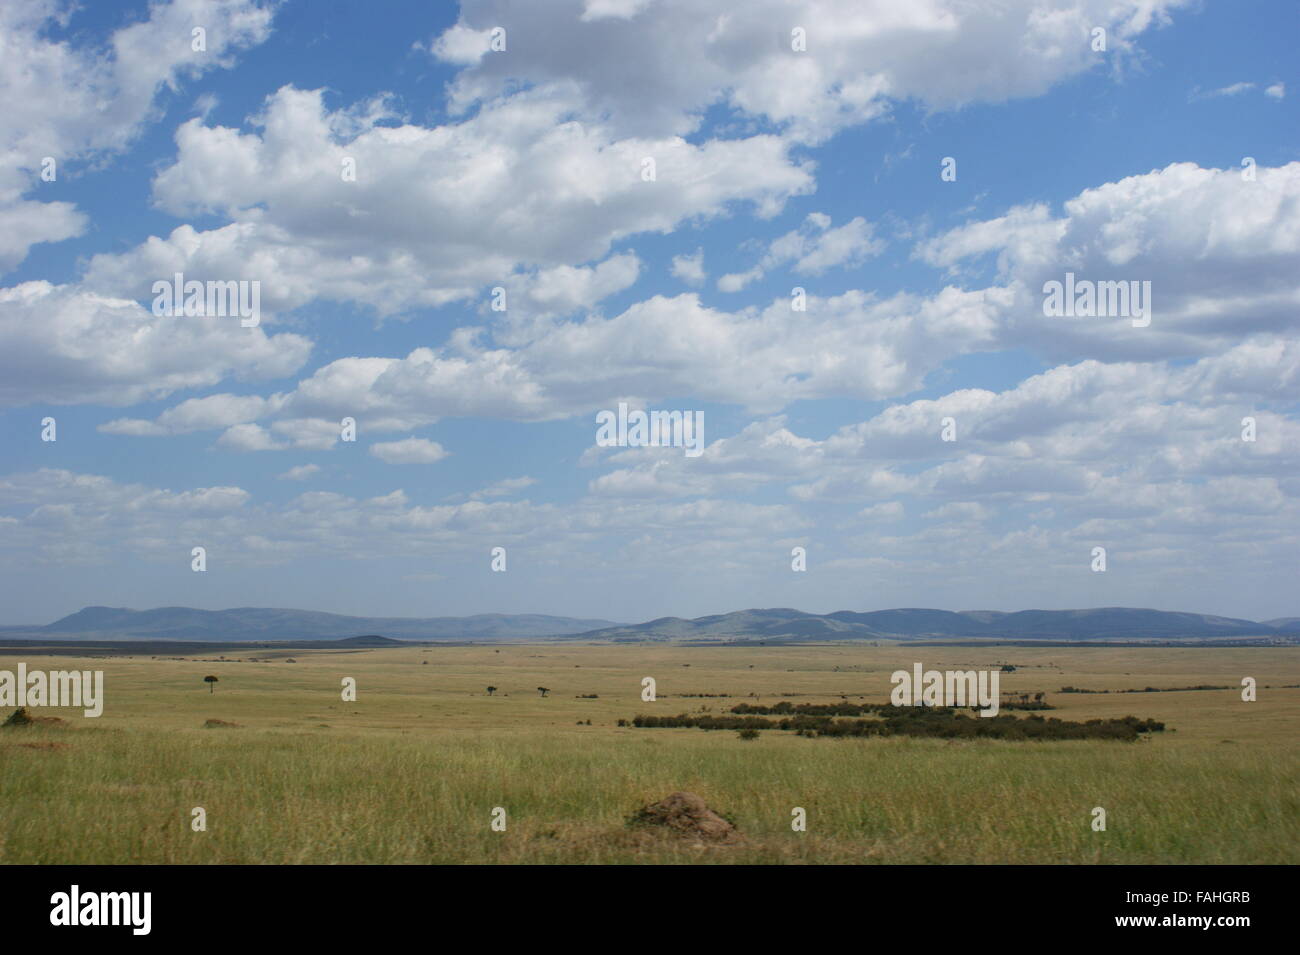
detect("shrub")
(627, 703), (1167, 741)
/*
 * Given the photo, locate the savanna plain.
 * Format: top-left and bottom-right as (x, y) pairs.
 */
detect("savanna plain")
(2, 643), (1296, 865)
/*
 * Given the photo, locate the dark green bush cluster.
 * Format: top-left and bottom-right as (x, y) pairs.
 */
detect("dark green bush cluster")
(730, 701), (891, 716)
(629, 705), (1165, 741)
(1062, 685), (1230, 694)
(997, 700), (1056, 710)
(802, 711), (1164, 741)
(633, 713), (784, 730)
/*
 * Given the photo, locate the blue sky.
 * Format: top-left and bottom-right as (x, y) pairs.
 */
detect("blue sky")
(1, 0), (1297, 624)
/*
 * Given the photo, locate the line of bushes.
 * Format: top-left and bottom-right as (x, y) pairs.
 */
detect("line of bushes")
(998, 700), (1056, 710)
(730, 701), (890, 716)
(730, 698), (1056, 715)
(1060, 685), (1230, 694)
(628, 706), (1165, 741)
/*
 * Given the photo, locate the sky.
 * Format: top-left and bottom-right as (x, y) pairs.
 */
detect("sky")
(0, 0), (1297, 625)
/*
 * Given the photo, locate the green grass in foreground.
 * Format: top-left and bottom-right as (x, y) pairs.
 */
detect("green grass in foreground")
(1, 643), (1296, 864)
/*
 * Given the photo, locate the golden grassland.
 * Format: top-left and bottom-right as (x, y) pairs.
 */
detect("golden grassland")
(1, 642), (1297, 864)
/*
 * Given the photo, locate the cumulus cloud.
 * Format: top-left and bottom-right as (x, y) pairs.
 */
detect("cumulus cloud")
(719, 212), (884, 290)
(2, 0), (1292, 622)
(0, 281), (310, 408)
(117, 282), (1008, 442)
(0, 467), (803, 573)
(369, 438), (450, 464)
(80, 84), (812, 316)
(214, 418), (343, 452)
(101, 393), (283, 436)
(917, 162), (1300, 363)
(589, 341), (1300, 506)
(670, 248), (706, 287)
(431, 0), (1190, 143)
(0, 0), (276, 272)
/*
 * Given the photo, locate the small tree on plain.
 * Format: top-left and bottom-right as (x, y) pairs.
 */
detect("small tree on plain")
(486, 686), (497, 696)
(204, 675), (219, 694)
(537, 686), (550, 698)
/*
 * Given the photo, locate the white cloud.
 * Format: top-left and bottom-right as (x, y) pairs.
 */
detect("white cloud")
(281, 284), (1007, 421)
(0, 199), (85, 274)
(521, 254), (642, 312)
(468, 476), (537, 500)
(0, 281), (311, 408)
(719, 213), (884, 290)
(369, 438), (450, 464)
(81, 85), (813, 316)
(670, 248), (706, 287)
(717, 268), (763, 293)
(586, 340), (1300, 506)
(1192, 81), (1285, 102)
(0, 0), (275, 272)
(581, 0), (655, 20)
(431, 0), (1190, 143)
(0, 467), (804, 573)
(487, 253), (644, 344)
(1202, 82), (1256, 98)
(859, 501), (904, 521)
(217, 422), (283, 452)
(917, 161), (1300, 363)
(278, 464), (321, 481)
(117, 277), (1010, 440)
(101, 393), (283, 436)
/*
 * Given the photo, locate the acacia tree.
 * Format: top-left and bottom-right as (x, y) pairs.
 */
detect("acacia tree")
(204, 675), (219, 694)
(486, 686), (497, 696)
(537, 686), (550, 698)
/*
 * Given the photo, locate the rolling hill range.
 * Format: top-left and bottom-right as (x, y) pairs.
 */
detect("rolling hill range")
(562, 607), (1300, 643)
(0, 606), (623, 642)
(0, 605), (1295, 644)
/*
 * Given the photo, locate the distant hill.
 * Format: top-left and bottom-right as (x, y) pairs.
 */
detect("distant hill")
(1264, 617), (1300, 632)
(2, 604), (1293, 645)
(564, 606), (1292, 643)
(9, 607), (624, 642)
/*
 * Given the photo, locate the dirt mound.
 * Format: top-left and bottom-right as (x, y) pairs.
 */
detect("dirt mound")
(3, 707), (66, 728)
(629, 792), (739, 842)
(202, 718), (241, 729)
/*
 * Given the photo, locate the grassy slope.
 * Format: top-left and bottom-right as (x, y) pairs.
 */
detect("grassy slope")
(1, 643), (1296, 864)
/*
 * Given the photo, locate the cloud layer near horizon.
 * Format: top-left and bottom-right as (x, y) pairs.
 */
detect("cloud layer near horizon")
(1, 0), (1295, 623)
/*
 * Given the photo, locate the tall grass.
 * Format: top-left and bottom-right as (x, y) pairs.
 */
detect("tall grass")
(2, 644), (1296, 864)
